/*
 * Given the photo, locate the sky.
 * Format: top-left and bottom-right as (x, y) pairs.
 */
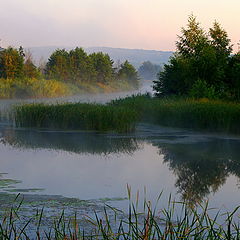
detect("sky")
(0, 0), (239, 51)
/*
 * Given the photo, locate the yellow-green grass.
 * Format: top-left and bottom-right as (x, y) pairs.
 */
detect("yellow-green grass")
(0, 78), (74, 99)
(0, 78), (137, 99)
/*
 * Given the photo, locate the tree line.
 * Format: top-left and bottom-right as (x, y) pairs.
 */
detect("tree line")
(154, 15), (240, 100)
(0, 47), (39, 79)
(0, 47), (139, 88)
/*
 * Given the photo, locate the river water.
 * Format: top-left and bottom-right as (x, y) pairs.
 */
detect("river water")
(0, 81), (240, 221)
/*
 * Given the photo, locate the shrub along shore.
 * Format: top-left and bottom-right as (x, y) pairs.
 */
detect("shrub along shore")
(0, 77), (137, 99)
(13, 94), (240, 134)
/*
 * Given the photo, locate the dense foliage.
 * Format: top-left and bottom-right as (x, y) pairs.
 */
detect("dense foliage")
(0, 46), (139, 98)
(0, 47), (24, 79)
(153, 15), (240, 100)
(45, 48), (139, 87)
(117, 60), (139, 87)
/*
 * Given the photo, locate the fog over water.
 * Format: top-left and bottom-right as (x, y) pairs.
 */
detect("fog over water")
(1, 81), (240, 214)
(0, 80), (152, 113)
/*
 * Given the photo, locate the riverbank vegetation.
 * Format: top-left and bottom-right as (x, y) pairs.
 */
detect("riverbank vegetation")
(9, 16), (240, 134)
(1, 193), (240, 239)
(14, 102), (138, 133)
(0, 77), (75, 98)
(111, 95), (240, 134)
(13, 94), (240, 134)
(0, 47), (139, 99)
(153, 15), (240, 101)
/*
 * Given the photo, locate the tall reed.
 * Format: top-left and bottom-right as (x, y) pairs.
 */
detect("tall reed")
(13, 94), (240, 134)
(14, 103), (138, 133)
(111, 95), (240, 134)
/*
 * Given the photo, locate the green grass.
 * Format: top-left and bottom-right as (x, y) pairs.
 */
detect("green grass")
(1, 193), (240, 239)
(110, 95), (240, 134)
(13, 94), (240, 134)
(14, 102), (138, 133)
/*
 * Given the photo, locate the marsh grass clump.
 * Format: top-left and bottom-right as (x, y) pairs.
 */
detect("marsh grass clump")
(153, 99), (240, 133)
(111, 95), (240, 134)
(14, 102), (138, 133)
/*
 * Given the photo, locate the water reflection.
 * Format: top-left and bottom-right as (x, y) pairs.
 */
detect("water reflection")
(0, 127), (141, 155)
(1, 125), (240, 204)
(154, 139), (240, 203)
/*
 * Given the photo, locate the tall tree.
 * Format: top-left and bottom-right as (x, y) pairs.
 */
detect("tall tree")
(209, 21), (232, 57)
(23, 50), (40, 79)
(0, 47), (24, 79)
(89, 52), (114, 84)
(176, 14), (208, 57)
(118, 60), (139, 87)
(209, 21), (233, 86)
(45, 49), (70, 81)
(154, 16), (233, 98)
(69, 47), (96, 83)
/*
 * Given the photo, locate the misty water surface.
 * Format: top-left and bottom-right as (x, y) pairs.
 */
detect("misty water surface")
(0, 82), (240, 212)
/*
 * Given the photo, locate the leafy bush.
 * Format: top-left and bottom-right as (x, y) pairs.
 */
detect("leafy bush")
(189, 79), (218, 99)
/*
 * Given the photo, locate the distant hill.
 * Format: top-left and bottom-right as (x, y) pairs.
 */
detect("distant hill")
(85, 47), (173, 68)
(28, 46), (173, 68)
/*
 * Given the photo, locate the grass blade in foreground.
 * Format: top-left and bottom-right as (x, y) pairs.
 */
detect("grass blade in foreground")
(1, 193), (240, 239)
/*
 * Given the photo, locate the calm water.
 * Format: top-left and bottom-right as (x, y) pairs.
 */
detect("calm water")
(0, 82), (240, 213)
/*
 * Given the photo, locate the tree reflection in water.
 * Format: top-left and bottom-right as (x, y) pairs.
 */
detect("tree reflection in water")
(154, 139), (240, 204)
(0, 128), (142, 155)
(2, 126), (240, 204)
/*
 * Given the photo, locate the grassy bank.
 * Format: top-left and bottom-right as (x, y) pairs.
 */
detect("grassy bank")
(14, 102), (138, 132)
(0, 78), (137, 99)
(13, 94), (240, 134)
(1, 194), (240, 239)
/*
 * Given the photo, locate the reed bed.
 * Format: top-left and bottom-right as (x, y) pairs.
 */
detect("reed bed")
(13, 94), (240, 134)
(1, 194), (240, 239)
(14, 102), (138, 133)
(111, 95), (240, 134)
